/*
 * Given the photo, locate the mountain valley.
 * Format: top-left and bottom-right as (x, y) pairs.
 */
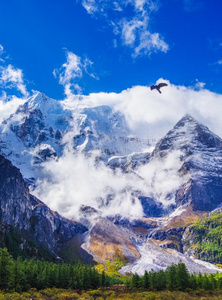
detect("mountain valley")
(1, 92), (222, 275)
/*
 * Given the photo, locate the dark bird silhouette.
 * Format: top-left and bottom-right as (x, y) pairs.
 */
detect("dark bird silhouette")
(150, 82), (168, 94)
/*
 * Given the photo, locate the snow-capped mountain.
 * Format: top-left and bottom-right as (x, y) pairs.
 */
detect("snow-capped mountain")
(70, 104), (151, 158)
(1, 91), (222, 275)
(0, 92), (151, 182)
(0, 92), (73, 179)
(135, 114), (222, 215)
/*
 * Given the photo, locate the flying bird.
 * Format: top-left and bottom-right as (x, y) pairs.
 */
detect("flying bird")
(150, 82), (168, 94)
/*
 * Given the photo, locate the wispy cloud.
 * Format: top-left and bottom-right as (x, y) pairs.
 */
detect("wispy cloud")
(217, 60), (222, 65)
(81, 0), (169, 57)
(53, 50), (98, 97)
(0, 44), (4, 62)
(0, 64), (29, 97)
(194, 79), (206, 90)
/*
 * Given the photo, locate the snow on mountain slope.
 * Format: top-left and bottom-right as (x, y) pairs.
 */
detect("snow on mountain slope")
(70, 104), (151, 158)
(136, 114), (222, 214)
(0, 91), (151, 182)
(119, 240), (221, 275)
(1, 92), (222, 219)
(152, 114), (222, 179)
(0, 92), (72, 179)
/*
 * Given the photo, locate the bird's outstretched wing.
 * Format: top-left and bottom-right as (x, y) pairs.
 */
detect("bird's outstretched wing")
(157, 83), (168, 88)
(150, 85), (156, 90)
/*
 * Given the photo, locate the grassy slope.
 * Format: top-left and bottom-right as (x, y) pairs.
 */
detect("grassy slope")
(186, 211), (222, 264)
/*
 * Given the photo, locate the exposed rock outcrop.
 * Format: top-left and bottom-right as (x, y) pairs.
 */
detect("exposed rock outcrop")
(0, 154), (87, 259)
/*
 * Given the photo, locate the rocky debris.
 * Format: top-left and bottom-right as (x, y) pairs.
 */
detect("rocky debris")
(78, 207), (140, 263)
(119, 240), (221, 275)
(84, 217), (140, 263)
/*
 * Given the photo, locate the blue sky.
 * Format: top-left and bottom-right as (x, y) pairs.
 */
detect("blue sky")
(0, 0), (222, 99)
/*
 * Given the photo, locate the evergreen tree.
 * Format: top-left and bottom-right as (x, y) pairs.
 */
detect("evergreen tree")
(149, 270), (158, 290)
(91, 268), (100, 289)
(166, 264), (177, 290)
(131, 273), (140, 289)
(101, 270), (106, 287)
(0, 248), (13, 290)
(176, 262), (190, 290)
(143, 270), (149, 289)
(190, 274), (198, 290)
(156, 270), (166, 291)
(9, 260), (27, 292)
(196, 273), (203, 289)
(81, 266), (91, 289)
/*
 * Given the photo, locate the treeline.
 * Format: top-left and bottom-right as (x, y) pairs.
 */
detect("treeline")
(2, 246), (222, 294)
(129, 262), (222, 291)
(0, 248), (114, 292)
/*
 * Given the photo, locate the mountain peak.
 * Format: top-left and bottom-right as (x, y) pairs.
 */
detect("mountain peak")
(25, 91), (53, 110)
(174, 113), (199, 128)
(152, 114), (222, 157)
(16, 91), (67, 118)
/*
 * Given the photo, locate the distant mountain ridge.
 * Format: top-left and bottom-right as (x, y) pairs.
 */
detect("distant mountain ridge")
(0, 92), (151, 181)
(1, 91), (222, 274)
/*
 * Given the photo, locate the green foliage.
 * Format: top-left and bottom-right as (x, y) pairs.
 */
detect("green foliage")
(2, 225), (55, 261)
(0, 248), (13, 290)
(0, 247), (113, 292)
(188, 211), (222, 263)
(1, 246), (222, 297)
(128, 262), (222, 293)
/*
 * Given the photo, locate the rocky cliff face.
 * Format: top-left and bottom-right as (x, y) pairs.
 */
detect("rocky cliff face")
(1, 91), (222, 272)
(0, 155), (32, 231)
(0, 154), (87, 258)
(141, 114), (222, 214)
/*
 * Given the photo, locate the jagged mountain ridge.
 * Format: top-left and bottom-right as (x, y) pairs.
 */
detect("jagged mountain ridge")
(138, 114), (222, 215)
(0, 92), (151, 181)
(2, 101), (221, 270)
(1, 93), (222, 217)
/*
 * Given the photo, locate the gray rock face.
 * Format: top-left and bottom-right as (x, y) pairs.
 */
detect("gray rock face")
(147, 114), (222, 212)
(0, 154), (87, 258)
(0, 155), (32, 231)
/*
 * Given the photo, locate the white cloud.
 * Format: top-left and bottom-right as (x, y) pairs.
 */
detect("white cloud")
(71, 79), (222, 140)
(53, 50), (98, 97)
(217, 60), (222, 65)
(0, 44), (4, 62)
(82, 0), (98, 14)
(0, 64), (29, 97)
(194, 79), (206, 90)
(0, 93), (26, 124)
(81, 0), (169, 57)
(34, 150), (145, 220)
(31, 80), (222, 221)
(134, 31), (169, 56)
(120, 18), (145, 46)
